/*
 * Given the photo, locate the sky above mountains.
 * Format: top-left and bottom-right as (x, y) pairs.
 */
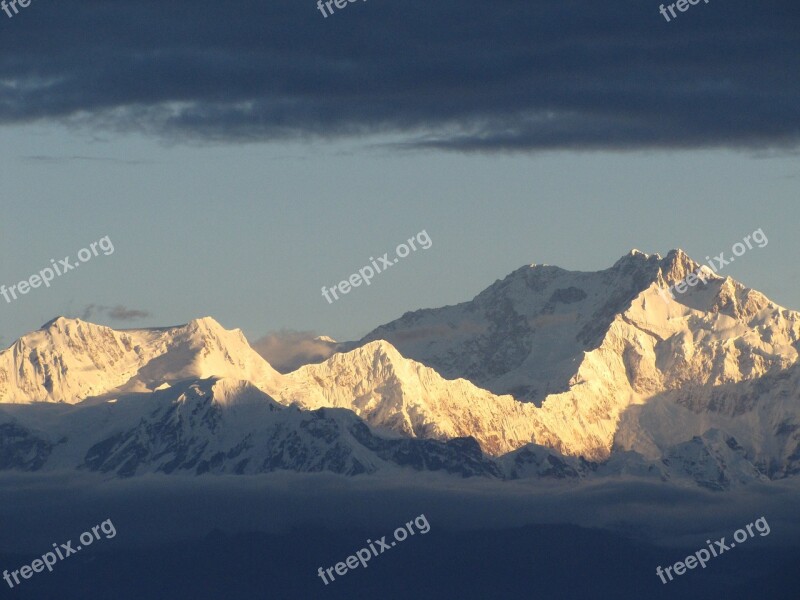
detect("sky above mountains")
(0, 0), (798, 346)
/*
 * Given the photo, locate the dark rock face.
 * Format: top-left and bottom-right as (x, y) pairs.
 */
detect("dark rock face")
(349, 422), (502, 478)
(503, 444), (586, 480)
(0, 422), (53, 471)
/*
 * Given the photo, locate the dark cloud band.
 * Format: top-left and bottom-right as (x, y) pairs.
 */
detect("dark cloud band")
(0, 0), (797, 151)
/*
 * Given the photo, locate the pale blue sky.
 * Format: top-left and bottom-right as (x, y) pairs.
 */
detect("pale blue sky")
(1, 123), (798, 346)
(1, 0), (797, 348)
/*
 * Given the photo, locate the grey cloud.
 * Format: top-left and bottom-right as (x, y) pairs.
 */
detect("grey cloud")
(251, 330), (340, 373)
(81, 304), (151, 322)
(0, 0), (796, 152)
(20, 155), (151, 164)
(0, 471), (798, 553)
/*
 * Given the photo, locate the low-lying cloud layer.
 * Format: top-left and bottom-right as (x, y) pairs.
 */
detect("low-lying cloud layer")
(0, 472), (798, 553)
(0, 0), (796, 151)
(251, 330), (339, 373)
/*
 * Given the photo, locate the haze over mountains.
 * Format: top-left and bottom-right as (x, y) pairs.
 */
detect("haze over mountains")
(1, 249), (798, 490)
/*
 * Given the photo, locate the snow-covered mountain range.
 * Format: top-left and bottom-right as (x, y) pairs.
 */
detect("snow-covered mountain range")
(1, 249), (798, 489)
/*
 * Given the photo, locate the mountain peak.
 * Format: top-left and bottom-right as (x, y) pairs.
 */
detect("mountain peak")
(360, 339), (403, 356)
(611, 248), (661, 272)
(1, 315), (284, 405)
(187, 316), (224, 331)
(628, 248), (650, 258)
(41, 316), (84, 330)
(657, 248), (712, 286)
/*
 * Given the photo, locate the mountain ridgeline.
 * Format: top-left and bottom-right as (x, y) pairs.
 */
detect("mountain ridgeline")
(1, 250), (798, 489)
